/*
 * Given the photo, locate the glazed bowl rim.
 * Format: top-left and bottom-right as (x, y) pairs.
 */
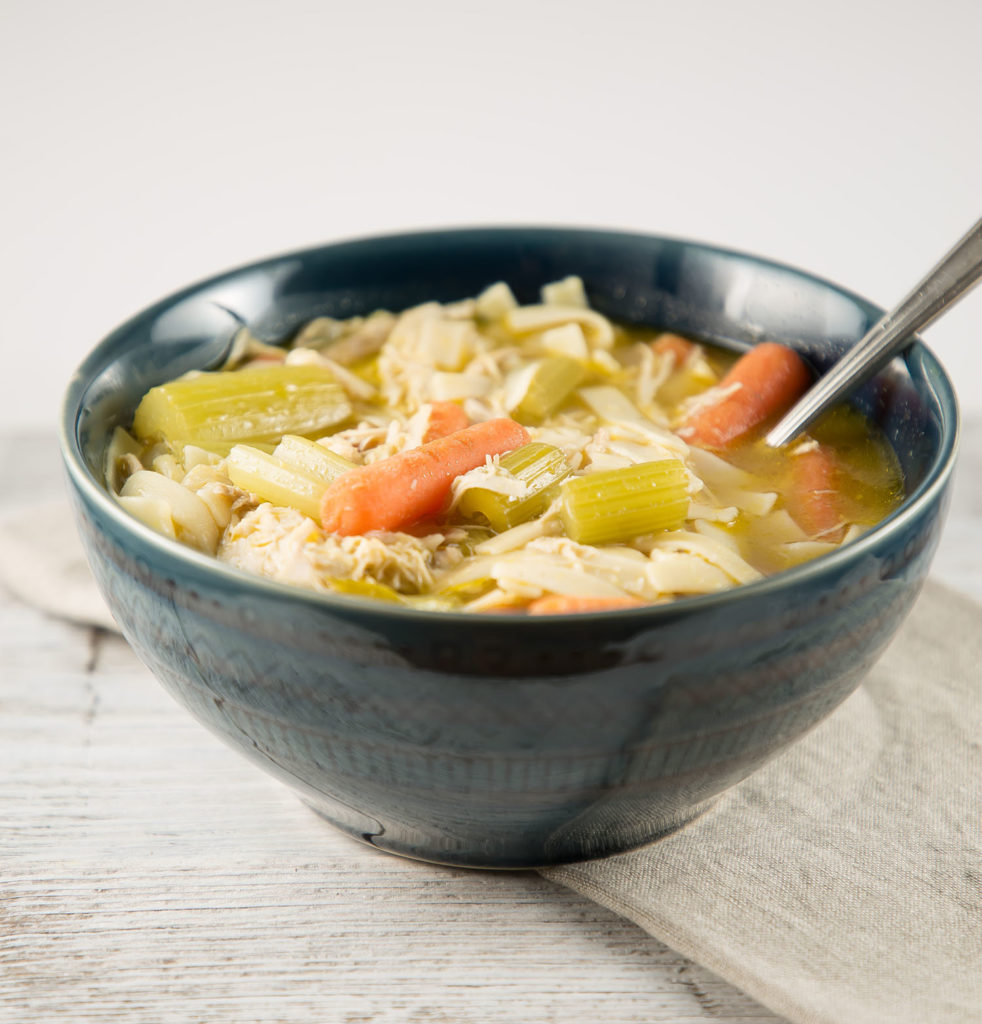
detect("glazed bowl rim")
(60, 224), (960, 625)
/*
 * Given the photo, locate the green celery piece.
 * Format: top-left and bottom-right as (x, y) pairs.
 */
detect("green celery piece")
(456, 442), (570, 532)
(273, 434), (356, 482)
(560, 459), (688, 545)
(132, 364), (352, 453)
(435, 577), (497, 602)
(226, 444), (328, 521)
(508, 356), (585, 423)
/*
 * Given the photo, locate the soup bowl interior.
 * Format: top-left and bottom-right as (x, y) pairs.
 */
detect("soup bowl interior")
(61, 227), (957, 867)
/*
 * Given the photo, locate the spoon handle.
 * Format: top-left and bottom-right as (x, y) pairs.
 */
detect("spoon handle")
(766, 216), (982, 447)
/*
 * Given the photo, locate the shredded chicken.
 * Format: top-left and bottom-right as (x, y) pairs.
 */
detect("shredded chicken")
(221, 506), (445, 594)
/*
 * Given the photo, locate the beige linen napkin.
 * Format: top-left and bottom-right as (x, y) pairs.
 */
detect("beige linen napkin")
(0, 501), (118, 631)
(2, 501), (979, 1024)
(542, 584), (982, 1024)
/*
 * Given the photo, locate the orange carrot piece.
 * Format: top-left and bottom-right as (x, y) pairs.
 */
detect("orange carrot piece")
(321, 418), (530, 535)
(785, 445), (845, 541)
(679, 342), (811, 448)
(652, 333), (697, 365)
(422, 401), (470, 443)
(527, 595), (644, 615)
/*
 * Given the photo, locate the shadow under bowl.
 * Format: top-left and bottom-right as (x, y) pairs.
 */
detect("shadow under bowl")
(61, 227), (958, 867)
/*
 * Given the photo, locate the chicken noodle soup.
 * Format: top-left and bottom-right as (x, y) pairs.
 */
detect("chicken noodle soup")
(108, 278), (903, 613)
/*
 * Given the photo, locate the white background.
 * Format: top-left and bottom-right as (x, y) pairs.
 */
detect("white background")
(2, 0), (979, 433)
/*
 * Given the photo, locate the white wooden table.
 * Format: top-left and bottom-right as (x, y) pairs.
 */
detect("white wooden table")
(3, 427), (979, 1024)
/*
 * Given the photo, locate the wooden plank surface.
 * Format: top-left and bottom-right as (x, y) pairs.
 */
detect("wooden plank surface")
(2, 427), (979, 1024)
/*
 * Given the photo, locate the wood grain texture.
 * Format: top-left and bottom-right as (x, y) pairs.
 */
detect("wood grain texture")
(3, 426), (980, 1024)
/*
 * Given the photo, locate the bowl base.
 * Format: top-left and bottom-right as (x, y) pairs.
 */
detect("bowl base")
(301, 793), (722, 870)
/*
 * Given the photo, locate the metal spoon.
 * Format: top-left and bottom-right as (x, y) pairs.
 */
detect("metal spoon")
(765, 216), (982, 448)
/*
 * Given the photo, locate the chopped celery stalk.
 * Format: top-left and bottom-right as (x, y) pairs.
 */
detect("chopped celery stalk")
(328, 578), (403, 603)
(559, 459), (688, 545)
(226, 444), (327, 521)
(132, 364), (352, 453)
(273, 435), (356, 482)
(457, 443), (570, 532)
(436, 577), (496, 601)
(506, 356), (585, 423)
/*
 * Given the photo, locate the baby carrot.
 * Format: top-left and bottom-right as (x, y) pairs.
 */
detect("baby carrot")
(785, 444), (845, 541)
(422, 401), (470, 443)
(527, 595), (644, 615)
(678, 342), (811, 448)
(652, 333), (697, 365)
(321, 418), (530, 535)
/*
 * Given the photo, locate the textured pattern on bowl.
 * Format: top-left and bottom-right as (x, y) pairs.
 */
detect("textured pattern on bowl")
(62, 228), (957, 867)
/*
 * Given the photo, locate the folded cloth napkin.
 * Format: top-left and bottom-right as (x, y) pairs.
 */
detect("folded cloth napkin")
(0, 501), (118, 631)
(2, 501), (979, 1024)
(543, 583), (982, 1024)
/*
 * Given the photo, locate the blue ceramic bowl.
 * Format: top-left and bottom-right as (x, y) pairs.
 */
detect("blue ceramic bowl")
(61, 227), (957, 868)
